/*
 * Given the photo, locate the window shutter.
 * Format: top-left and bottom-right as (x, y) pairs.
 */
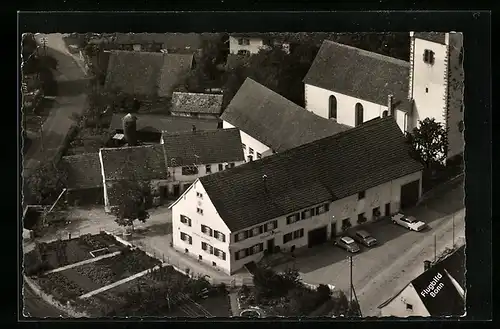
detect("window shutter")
(234, 234), (239, 242)
(286, 217), (291, 225)
(235, 251), (240, 260)
(222, 252), (226, 260)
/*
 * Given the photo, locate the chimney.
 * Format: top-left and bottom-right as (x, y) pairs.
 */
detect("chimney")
(192, 124), (196, 133)
(262, 174), (268, 192)
(122, 113), (138, 146)
(387, 94), (394, 116)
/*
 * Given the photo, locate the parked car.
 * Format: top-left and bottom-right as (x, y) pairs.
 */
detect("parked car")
(334, 236), (360, 253)
(351, 230), (378, 247)
(391, 213), (427, 231)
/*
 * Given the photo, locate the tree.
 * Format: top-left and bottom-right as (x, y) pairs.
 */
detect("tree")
(111, 182), (150, 231)
(406, 117), (447, 169)
(24, 160), (68, 205)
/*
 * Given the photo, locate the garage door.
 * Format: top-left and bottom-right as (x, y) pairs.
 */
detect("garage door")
(308, 226), (328, 248)
(400, 179), (420, 210)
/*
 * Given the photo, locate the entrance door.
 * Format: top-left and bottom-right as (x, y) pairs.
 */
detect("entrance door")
(385, 202), (391, 217)
(400, 180), (420, 210)
(308, 226), (328, 248)
(330, 223), (337, 239)
(267, 238), (275, 253)
(173, 184), (180, 197)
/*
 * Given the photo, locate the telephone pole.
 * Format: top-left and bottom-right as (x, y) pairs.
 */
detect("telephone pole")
(434, 234), (437, 263)
(349, 255), (353, 304)
(452, 213), (455, 248)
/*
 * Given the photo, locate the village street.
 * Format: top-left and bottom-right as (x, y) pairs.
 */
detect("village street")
(23, 33), (89, 176)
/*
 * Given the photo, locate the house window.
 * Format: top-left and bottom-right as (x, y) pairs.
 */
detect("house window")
(458, 120), (464, 133)
(283, 233), (293, 244)
(201, 242), (214, 254)
(423, 49), (435, 65)
(264, 220), (278, 232)
(248, 226), (263, 238)
(257, 153), (262, 159)
(201, 224), (212, 236)
(372, 207), (381, 218)
(238, 38), (244, 45)
(185, 248), (189, 253)
(355, 103), (364, 126)
(250, 243), (264, 254)
(197, 208), (204, 215)
(180, 215), (192, 227)
(237, 50), (250, 56)
(247, 155), (253, 162)
(293, 228), (304, 239)
(196, 192), (203, 199)
(242, 143), (246, 150)
(180, 232), (192, 245)
(249, 148), (254, 155)
(328, 95), (337, 120)
(358, 191), (365, 200)
(382, 110), (389, 117)
(286, 213), (300, 225)
(218, 163), (223, 171)
(237, 38), (250, 46)
(214, 248), (226, 260)
(212, 261), (217, 267)
(425, 87), (429, 93)
(316, 203), (330, 215)
(234, 231), (248, 242)
(214, 230), (226, 242)
(205, 165), (212, 174)
(182, 166), (198, 176)
(301, 209), (313, 220)
(406, 303), (413, 311)
(198, 255), (202, 260)
(357, 213), (366, 224)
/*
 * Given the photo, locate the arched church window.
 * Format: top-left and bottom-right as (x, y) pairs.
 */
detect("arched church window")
(382, 110), (389, 118)
(355, 103), (364, 126)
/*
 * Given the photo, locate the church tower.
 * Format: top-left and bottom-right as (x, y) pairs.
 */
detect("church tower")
(409, 32), (464, 160)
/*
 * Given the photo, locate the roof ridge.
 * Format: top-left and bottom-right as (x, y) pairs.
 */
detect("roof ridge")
(100, 144), (158, 153)
(323, 39), (410, 67)
(172, 91), (223, 97)
(161, 128), (237, 136)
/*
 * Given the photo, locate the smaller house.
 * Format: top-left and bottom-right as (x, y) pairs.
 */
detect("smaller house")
(160, 128), (245, 197)
(221, 78), (350, 161)
(378, 244), (466, 317)
(113, 33), (202, 53)
(104, 50), (194, 100)
(99, 145), (169, 212)
(108, 113), (220, 146)
(229, 33), (291, 55)
(171, 92), (223, 119)
(60, 153), (104, 206)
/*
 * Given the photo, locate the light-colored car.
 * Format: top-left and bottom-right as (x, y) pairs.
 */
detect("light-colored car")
(351, 230), (378, 247)
(391, 213), (427, 231)
(335, 236), (361, 253)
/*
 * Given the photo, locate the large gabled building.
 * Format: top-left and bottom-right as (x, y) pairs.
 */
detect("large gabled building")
(303, 32), (464, 160)
(169, 117), (423, 274)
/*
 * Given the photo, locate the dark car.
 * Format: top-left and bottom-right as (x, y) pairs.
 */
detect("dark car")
(351, 230), (378, 247)
(334, 236), (361, 253)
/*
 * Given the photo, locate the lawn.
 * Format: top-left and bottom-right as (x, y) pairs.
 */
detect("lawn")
(24, 232), (125, 273)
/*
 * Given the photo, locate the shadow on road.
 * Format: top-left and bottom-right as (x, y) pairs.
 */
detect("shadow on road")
(132, 222), (172, 237)
(57, 78), (90, 97)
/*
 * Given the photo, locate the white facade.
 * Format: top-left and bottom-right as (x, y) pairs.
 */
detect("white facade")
(223, 120), (274, 161)
(380, 284), (431, 317)
(304, 84), (409, 133)
(229, 36), (265, 55)
(171, 171), (422, 274)
(171, 181), (232, 273)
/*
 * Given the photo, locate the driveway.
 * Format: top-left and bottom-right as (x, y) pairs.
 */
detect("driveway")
(274, 180), (465, 317)
(23, 33), (89, 176)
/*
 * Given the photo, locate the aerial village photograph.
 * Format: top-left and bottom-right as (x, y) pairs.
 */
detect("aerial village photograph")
(21, 31), (465, 318)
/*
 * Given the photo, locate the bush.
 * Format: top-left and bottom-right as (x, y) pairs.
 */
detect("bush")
(316, 284), (332, 303)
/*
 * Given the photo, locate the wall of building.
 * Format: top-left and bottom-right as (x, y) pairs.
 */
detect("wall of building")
(223, 121), (274, 161)
(304, 84), (409, 133)
(445, 33), (465, 159)
(171, 180), (232, 274)
(409, 37), (448, 127)
(380, 284), (431, 317)
(229, 36), (265, 55)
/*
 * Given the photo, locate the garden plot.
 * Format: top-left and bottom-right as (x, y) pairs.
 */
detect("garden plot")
(24, 232), (124, 273)
(82, 265), (231, 317)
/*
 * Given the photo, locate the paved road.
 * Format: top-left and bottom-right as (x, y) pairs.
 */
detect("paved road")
(23, 33), (88, 175)
(22, 283), (66, 318)
(275, 179), (465, 317)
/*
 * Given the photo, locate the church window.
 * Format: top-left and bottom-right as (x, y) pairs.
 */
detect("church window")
(328, 95), (337, 120)
(355, 103), (364, 126)
(423, 49), (435, 65)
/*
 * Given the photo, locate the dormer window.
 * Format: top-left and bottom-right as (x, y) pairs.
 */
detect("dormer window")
(423, 49), (435, 65)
